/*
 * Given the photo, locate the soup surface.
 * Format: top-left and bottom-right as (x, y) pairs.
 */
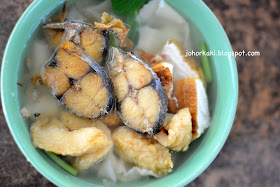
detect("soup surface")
(19, 0), (211, 185)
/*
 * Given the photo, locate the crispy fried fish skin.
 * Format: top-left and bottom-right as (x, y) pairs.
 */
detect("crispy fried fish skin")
(154, 108), (192, 152)
(108, 47), (168, 135)
(31, 116), (111, 157)
(113, 127), (173, 175)
(59, 111), (113, 170)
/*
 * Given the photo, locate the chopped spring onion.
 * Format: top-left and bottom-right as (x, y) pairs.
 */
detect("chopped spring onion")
(108, 32), (120, 48)
(44, 150), (78, 176)
(200, 43), (212, 83)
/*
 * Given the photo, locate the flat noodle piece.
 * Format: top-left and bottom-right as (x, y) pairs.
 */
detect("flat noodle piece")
(113, 127), (173, 175)
(161, 39), (205, 84)
(31, 116), (111, 156)
(154, 108), (192, 152)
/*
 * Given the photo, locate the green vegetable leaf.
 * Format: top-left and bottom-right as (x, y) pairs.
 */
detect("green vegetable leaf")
(44, 150), (78, 176)
(112, 0), (148, 17)
(112, 0), (149, 45)
(126, 12), (140, 45)
(200, 43), (213, 83)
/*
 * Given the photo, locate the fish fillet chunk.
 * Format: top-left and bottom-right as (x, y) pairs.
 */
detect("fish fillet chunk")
(108, 47), (168, 135)
(59, 111), (113, 170)
(31, 116), (111, 157)
(154, 108), (192, 152)
(113, 127), (173, 175)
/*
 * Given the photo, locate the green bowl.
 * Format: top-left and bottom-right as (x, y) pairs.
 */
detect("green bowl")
(1, 0), (238, 186)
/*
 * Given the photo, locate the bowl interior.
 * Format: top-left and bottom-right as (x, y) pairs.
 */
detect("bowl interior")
(1, 0), (238, 186)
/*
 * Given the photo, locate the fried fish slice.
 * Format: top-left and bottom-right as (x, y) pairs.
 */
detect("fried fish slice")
(154, 108), (192, 152)
(80, 28), (107, 63)
(43, 21), (107, 64)
(62, 72), (112, 119)
(42, 29), (114, 119)
(31, 116), (111, 157)
(113, 127), (173, 175)
(43, 65), (70, 96)
(108, 47), (168, 135)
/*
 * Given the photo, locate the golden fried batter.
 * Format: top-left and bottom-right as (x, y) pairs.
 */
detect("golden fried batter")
(113, 127), (173, 175)
(60, 111), (92, 129)
(154, 108), (192, 152)
(31, 116), (111, 157)
(59, 111), (113, 170)
(94, 12), (132, 50)
(73, 144), (112, 171)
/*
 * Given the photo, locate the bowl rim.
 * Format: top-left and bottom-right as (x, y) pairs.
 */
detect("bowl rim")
(1, 0), (238, 186)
